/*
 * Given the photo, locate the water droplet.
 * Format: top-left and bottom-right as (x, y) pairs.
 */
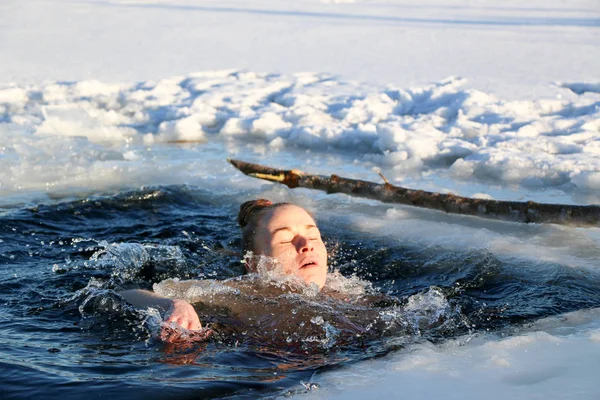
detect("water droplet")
(301, 381), (319, 391)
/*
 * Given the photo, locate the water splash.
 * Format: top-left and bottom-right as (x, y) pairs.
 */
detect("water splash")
(89, 240), (189, 283)
(241, 251), (321, 296)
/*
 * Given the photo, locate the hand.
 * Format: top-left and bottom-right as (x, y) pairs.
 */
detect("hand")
(164, 299), (202, 331)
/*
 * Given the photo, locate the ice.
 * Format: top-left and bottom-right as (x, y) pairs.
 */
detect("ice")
(2, 72), (600, 208)
(297, 309), (600, 400)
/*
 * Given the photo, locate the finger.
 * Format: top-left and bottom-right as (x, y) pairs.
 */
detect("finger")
(167, 316), (186, 329)
(165, 314), (201, 330)
(176, 317), (195, 331)
(190, 320), (202, 330)
(177, 318), (189, 329)
(164, 313), (177, 322)
(186, 319), (199, 330)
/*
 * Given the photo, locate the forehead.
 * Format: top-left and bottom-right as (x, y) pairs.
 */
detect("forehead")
(262, 205), (316, 230)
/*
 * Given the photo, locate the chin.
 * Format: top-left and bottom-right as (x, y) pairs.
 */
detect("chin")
(303, 274), (326, 289)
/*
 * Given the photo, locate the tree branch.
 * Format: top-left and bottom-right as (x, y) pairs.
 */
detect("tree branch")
(227, 158), (600, 227)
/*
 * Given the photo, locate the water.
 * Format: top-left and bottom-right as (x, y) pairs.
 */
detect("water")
(2, 185), (600, 399)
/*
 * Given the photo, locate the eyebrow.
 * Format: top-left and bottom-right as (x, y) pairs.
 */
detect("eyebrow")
(271, 225), (318, 235)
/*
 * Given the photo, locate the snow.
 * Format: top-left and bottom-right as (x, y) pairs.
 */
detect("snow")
(1, 0), (600, 398)
(299, 318), (600, 400)
(2, 71), (599, 206)
(2, 0), (599, 99)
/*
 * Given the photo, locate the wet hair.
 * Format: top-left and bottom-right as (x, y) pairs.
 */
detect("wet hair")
(238, 199), (290, 254)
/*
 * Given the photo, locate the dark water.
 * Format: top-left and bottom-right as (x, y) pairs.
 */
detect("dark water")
(2, 185), (600, 399)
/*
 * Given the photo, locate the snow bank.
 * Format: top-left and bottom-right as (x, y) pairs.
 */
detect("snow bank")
(2, 72), (599, 205)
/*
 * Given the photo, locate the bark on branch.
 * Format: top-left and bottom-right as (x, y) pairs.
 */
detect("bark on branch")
(227, 158), (600, 227)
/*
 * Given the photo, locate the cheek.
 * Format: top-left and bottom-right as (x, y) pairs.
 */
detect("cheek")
(269, 245), (296, 267)
(252, 231), (270, 255)
(317, 241), (328, 259)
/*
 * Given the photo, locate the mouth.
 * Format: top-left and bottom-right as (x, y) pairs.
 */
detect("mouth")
(299, 260), (318, 269)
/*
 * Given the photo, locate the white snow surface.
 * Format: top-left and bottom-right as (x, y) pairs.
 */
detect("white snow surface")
(2, 0), (599, 100)
(2, 0), (600, 399)
(297, 308), (600, 400)
(2, 70), (600, 206)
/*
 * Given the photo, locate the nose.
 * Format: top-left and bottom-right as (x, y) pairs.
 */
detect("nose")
(294, 236), (313, 253)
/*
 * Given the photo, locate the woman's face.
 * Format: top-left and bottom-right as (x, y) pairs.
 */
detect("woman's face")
(251, 204), (328, 289)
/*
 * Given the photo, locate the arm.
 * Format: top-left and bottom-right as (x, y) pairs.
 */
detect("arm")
(119, 289), (202, 330)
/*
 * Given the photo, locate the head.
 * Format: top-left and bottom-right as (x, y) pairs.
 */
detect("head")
(238, 199), (328, 289)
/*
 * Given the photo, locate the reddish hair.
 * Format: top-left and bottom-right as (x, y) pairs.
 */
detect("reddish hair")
(238, 199), (289, 253)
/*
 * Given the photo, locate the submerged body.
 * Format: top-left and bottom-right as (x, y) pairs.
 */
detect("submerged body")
(152, 271), (415, 351)
(121, 201), (330, 333)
